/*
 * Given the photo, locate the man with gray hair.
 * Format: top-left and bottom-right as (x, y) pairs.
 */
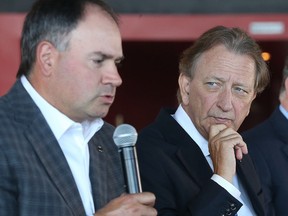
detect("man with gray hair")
(137, 25), (270, 216)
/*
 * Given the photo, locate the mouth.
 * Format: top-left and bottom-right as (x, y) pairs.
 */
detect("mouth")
(212, 117), (233, 125)
(100, 94), (115, 104)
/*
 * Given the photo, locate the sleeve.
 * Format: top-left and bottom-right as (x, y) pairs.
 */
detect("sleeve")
(211, 174), (241, 199)
(0, 145), (18, 215)
(137, 130), (242, 216)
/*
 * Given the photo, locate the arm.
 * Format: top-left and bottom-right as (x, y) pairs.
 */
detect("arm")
(0, 146), (18, 215)
(137, 132), (242, 216)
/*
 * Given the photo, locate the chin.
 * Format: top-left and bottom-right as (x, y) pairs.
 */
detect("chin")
(98, 110), (109, 118)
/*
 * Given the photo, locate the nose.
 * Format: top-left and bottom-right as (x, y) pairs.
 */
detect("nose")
(102, 62), (122, 87)
(217, 88), (233, 112)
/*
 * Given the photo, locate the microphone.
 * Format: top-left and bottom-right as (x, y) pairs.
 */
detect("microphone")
(113, 124), (142, 194)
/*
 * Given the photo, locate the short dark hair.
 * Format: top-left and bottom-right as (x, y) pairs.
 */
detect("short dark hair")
(177, 25), (270, 103)
(17, 0), (118, 78)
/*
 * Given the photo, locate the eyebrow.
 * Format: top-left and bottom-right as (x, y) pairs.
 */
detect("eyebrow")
(209, 76), (252, 88)
(92, 51), (124, 61)
(206, 76), (225, 83)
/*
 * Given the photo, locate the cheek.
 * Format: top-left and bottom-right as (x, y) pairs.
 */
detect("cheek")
(201, 94), (217, 112)
(57, 69), (88, 101)
(234, 101), (252, 122)
(60, 60), (95, 92)
(188, 93), (214, 120)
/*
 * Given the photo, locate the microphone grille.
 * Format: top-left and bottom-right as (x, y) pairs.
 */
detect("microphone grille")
(113, 124), (138, 148)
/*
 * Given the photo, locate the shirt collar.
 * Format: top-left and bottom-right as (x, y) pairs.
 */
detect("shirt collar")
(20, 75), (103, 141)
(172, 104), (210, 157)
(279, 104), (288, 120)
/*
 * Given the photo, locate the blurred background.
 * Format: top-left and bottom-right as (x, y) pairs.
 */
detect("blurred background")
(1, 0), (288, 132)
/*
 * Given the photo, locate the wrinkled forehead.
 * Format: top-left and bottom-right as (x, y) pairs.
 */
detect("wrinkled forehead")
(195, 46), (256, 83)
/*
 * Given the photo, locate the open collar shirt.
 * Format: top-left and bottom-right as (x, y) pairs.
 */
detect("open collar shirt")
(21, 75), (103, 216)
(172, 104), (256, 216)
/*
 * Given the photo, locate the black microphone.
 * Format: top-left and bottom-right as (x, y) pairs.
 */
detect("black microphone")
(113, 124), (142, 194)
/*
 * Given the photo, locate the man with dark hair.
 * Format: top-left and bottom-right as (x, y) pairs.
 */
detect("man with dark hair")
(243, 58), (288, 216)
(0, 0), (156, 215)
(137, 26), (270, 216)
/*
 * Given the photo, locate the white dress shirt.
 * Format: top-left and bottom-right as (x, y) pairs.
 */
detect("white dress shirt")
(172, 105), (256, 216)
(279, 104), (288, 119)
(21, 76), (103, 216)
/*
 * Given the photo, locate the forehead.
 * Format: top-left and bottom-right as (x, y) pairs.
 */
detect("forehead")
(68, 5), (122, 55)
(195, 45), (256, 85)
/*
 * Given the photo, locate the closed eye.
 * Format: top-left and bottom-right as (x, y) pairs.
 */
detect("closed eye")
(115, 56), (124, 68)
(93, 59), (104, 64)
(91, 53), (110, 66)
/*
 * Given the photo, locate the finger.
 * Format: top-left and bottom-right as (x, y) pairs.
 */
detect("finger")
(234, 142), (248, 160)
(144, 206), (158, 216)
(234, 146), (243, 160)
(132, 192), (156, 206)
(212, 128), (248, 153)
(209, 124), (227, 138)
(236, 142), (248, 154)
(210, 129), (242, 147)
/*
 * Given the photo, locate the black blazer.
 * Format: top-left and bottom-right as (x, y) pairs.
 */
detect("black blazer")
(243, 107), (288, 216)
(0, 80), (125, 216)
(137, 108), (265, 216)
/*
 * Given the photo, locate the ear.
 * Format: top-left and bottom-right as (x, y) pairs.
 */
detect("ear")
(178, 73), (191, 105)
(36, 41), (57, 77)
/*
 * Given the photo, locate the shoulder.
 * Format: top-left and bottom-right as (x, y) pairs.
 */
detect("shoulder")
(138, 108), (179, 141)
(101, 121), (115, 133)
(242, 117), (274, 143)
(96, 121), (115, 138)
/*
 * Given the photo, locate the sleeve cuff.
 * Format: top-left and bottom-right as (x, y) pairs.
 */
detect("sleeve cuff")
(211, 174), (241, 199)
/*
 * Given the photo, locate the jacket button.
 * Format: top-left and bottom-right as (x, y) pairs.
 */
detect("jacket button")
(225, 208), (232, 215)
(230, 203), (236, 210)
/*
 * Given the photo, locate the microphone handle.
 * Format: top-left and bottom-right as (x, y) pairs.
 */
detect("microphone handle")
(120, 146), (142, 194)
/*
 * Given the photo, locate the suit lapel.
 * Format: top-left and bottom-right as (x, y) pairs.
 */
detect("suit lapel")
(156, 109), (213, 187)
(12, 81), (85, 216)
(89, 134), (108, 210)
(236, 155), (265, 215)
(269, 108), (288, 159)
(177, 139), (265, 215)
(176, 142), (213, 187)
(158, 108), (265, 214)
(88, 123), (125, 210)
(177, 138), (265, 216)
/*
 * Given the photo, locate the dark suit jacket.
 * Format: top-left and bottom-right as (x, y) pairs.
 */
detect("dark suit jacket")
(242, 107), (288, 216)
(0, 80), (125, 216)
(137, 108), (265, 216)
